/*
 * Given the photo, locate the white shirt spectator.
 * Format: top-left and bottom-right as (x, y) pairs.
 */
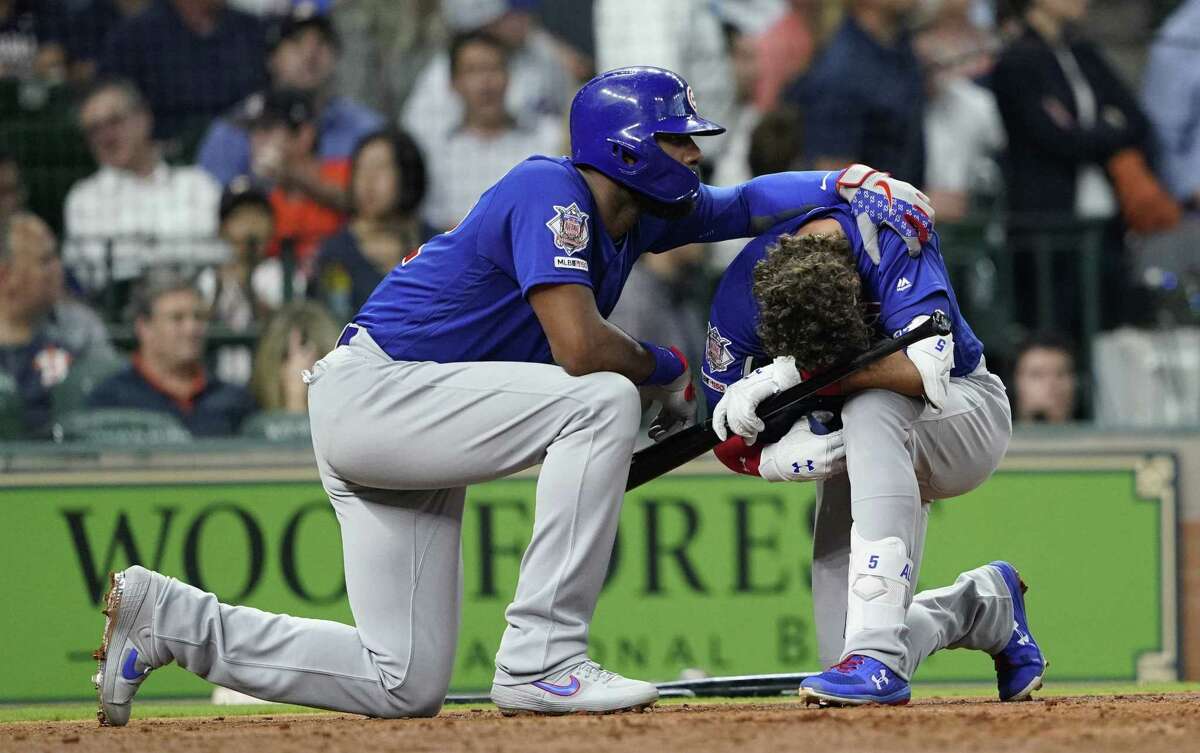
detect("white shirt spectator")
(420, 116), (563, 231)
(924, 77), (1005, 198)
(594, 0), (736, 158)
(63, 162), (224, 290)
(402, 29), (571, 154)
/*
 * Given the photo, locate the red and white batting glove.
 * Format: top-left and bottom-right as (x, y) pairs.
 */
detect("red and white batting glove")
(837, 164), (934, 263)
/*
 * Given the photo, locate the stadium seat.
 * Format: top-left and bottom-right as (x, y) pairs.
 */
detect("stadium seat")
(0, 381), (24, 441)
(238, 411), (311, 442)
(51, 354), (127, 421)
(54, 409), (192, 446)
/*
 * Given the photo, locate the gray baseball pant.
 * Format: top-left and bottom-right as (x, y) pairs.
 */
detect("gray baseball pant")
(141, 327), (641, 716)
(811, 369), (1013, 678)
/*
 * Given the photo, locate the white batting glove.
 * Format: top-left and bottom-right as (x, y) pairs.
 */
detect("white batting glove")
(758, 419), (847, 482)
(712, 356), (801, 444)
(903, 314), (954, 413)
(837, 164), (935, 263)
(646, 370), (696, 442)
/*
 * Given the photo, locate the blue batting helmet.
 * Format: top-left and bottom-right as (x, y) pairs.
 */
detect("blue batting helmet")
(569, 67), (725, 205)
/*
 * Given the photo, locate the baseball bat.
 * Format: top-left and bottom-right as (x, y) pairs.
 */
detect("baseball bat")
(625, 310), (952, 490)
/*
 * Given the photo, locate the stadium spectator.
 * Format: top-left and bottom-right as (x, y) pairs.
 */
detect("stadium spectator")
(418, 31), (561, 231)
(249, 299), (337, 414)
(0, 212), (114, 438)
(748, 106), (805, 178)
(749, 0), (822, 111)
(197, 178), (305, 384)
(1012, 333), (1078, 424)
(0, 0), (67, 81)
(709, 23), (764, 267)
(240, 87), (347, 262)
(197, 5), (383, 189)
(595, 0), (735, 159)
(710, 22), (763, 189)
(99, 0), (267, 142)
(783, 0), (925, 185)
(88, 270), (257, 436)
(1142, 0), (1200, 210)
(992, 0), (1178, 330)
(331, 0), (446, 122)
(401, 0), (573, 153)
(63, 78), (223, 297)
(916, 0), (1005, 221)
(311, 129), (434, 324)
(62, 0), (150, 84)
(0, 150), (27, 223)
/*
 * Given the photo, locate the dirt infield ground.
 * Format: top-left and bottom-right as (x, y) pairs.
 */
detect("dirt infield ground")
(5, 694), (1200, 753)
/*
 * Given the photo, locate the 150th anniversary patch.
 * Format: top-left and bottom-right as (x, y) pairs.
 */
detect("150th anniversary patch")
(546, 202), (590, 254)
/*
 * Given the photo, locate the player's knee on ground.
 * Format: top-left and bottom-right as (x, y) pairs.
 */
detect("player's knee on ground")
(573, 371), (641, 436)
(373, 680), (449, 719)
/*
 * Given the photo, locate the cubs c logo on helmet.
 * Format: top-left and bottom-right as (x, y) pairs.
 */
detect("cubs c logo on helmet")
(686, 85), (698, 112)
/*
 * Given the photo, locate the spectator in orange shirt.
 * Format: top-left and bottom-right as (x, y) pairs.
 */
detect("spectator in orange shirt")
(240, 88), (348, 265)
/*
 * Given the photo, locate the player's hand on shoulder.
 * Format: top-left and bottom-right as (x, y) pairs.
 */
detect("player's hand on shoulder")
(712, 356), (801, 444)
(645, 347), (696, 442)
(836, 164), (934, 263)
(758, 416), (846, 482)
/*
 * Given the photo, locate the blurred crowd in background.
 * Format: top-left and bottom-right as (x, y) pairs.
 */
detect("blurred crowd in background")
(0, 0), (1197, 443)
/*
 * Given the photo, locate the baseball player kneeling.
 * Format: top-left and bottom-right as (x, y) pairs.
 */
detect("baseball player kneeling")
(91, 67), (943, 726)
(702, 176), (1048, 706)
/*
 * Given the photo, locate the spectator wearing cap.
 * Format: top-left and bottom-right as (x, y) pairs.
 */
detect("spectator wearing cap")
(63, 77), (223, 298)
(311, 128), (435, 324)
(99, 0), (266, 142)
(0, 212), (114, 438)
(239, 87), (347, 262)
(88, 270), (257, 436)
(401, 0), (573, 152)
(197, 5), (383, 189)
(418, 30), (561, 231)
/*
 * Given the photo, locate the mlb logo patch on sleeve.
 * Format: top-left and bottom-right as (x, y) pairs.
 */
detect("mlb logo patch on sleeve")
(554, 256), (589, 271)
(546, 202), (590, 254)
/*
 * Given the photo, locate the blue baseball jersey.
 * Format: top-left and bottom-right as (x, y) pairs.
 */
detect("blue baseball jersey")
(701, 205), (984, 410)
(355, 156), (842, 364)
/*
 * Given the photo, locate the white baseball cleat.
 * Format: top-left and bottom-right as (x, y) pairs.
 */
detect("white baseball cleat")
(490, 660), (658, 715)
(93, 566), (167, 726)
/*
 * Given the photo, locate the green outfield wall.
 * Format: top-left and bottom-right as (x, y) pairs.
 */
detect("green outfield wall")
(0, 449), (1177, 702)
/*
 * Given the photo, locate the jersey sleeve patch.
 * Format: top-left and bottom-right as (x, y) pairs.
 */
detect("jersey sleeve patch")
(704, 323), (736, 372)
(545, 202), (590, 255)
(554, 256), (589, 271)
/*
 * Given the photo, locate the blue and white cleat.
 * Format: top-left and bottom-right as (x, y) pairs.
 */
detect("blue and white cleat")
(989, 560), (1048, 701)
(799, 655), (911, 707)
(93, 566), (166, 726)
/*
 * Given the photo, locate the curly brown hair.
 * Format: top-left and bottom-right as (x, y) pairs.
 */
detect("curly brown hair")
(752, 232), (873, 372)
